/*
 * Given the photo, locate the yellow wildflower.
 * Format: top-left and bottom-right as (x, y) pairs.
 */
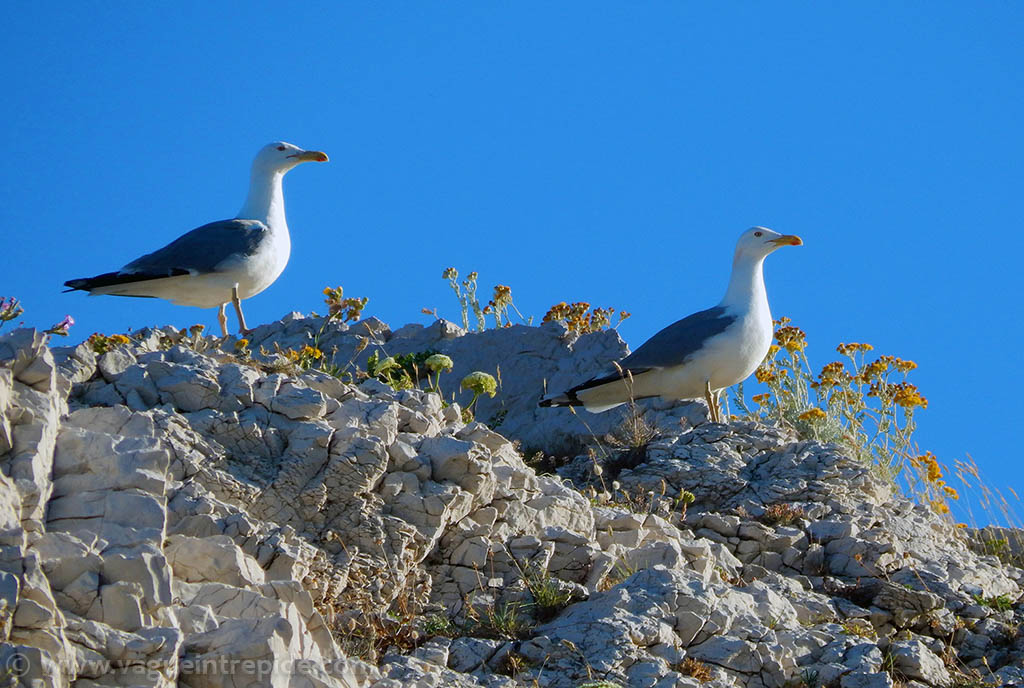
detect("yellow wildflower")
(798, 408), (827, 422)
(300, 345), (323, 360)
(894, 358), (918, 373)
(774, 325), (807, 353)
(893, 382), (927, 409)
(751, 393), (772, 405)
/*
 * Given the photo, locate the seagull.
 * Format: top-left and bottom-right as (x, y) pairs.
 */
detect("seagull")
(540, 227), (802, 423)
(64, 141), (328, 336)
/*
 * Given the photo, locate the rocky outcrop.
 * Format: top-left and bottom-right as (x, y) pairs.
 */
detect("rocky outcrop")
(1, 316), (1021, 688)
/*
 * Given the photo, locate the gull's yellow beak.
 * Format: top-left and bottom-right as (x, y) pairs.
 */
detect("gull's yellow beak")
(289, 150), (329, 163)
(770, 234), (803, 247)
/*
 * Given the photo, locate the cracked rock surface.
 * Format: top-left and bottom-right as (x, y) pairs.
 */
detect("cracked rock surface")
(1, 317), (1022, 688)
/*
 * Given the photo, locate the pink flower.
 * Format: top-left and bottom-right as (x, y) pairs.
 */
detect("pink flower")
(45, 315), (75, 336)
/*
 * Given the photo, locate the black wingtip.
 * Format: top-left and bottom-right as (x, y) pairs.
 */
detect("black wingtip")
(538, 391), (582, 408)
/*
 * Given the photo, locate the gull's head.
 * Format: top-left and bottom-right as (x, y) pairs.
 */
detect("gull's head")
(252, 141), (329, 174)
(734, 226), (803, 260)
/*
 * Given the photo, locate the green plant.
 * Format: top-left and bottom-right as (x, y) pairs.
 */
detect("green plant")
(460, 371), (498, 422)
(799, 668), (821, 688)
(367, 349), (441, 391)
(505, 555), (575, 623)
(467, 599), (533, 640)
(972, 593), (1015, 612)
(420, 612), (456, 638)
(423, 353), (453, 395)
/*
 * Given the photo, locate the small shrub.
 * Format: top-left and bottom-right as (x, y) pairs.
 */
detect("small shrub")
(286, 345), (325, 370)
(598, 559), (637, 591)
(735, 318), (956, 516)
(420, 613), (456, 638)
(87, 333), (132, 354)
(495, 650), (531, 677)
(323, 285), (368, 324)
(467, 600), (533, 640)
(676, 657), (713, 682)
(841, 619), (876, 639)
(760, 503), (806, 527)
(542, 301), (629, 334)
(520, 566), (575, 622)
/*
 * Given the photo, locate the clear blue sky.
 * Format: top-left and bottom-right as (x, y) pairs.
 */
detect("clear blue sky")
(4, 4), (1022, 521)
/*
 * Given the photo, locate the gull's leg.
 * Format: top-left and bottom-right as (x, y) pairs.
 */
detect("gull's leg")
(231, 285), (249, 334)
(704, 380), (720, 423)
(217, 304), (229, 337)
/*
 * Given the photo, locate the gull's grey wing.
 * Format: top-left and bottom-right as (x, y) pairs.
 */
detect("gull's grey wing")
(123, 219), (269, 275)
(570, 306), (735, 393)
(64, 219), (270, 293)
(620, 306), (735, 369)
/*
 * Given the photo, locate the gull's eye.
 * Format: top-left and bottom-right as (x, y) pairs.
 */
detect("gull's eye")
(276, 145), (286, 151)
(754, 231), (763, 237)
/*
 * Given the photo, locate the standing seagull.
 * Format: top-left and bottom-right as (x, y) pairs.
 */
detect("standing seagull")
(540, 227), (802, 422)
(64, 141), (329, 336)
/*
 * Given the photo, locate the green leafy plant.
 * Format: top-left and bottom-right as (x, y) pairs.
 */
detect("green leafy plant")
(420, 612), (457, 638)
(367, 349), (441, 391)
(466, 599), (533, 640)
(972, 593), (1015, 612)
